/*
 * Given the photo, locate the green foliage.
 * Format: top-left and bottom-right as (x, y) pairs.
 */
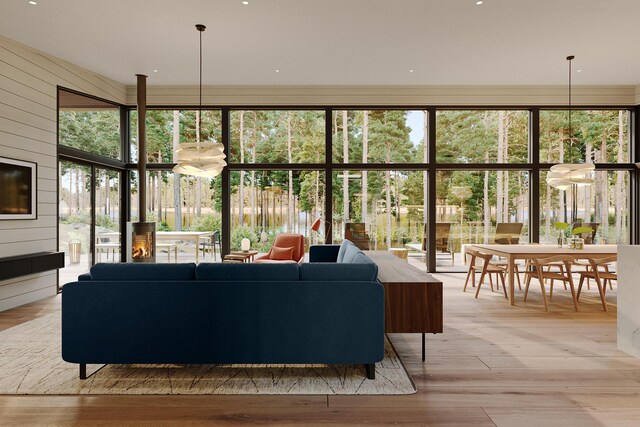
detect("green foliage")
(571, 226), (593, 235)
(554, 222), (570, 230)
(189, 213), (221, 232)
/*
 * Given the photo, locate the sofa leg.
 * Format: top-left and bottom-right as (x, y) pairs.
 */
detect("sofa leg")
(79, 363), (87, 380)
(365, 363), (375, 380)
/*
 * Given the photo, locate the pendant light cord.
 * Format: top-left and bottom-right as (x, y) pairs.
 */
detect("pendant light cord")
(196, 24), (206, 145)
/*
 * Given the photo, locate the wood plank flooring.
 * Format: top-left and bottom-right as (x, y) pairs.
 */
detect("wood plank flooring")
(1, 272), (640, 426)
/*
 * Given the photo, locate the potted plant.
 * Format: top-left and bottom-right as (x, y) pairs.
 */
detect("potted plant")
(554, 222), (569, 247)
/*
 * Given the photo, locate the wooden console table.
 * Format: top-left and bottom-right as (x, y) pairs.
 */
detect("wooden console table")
(366, 251), (443, 361)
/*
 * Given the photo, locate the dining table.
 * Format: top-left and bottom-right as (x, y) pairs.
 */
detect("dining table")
(470, 244), (618, 306)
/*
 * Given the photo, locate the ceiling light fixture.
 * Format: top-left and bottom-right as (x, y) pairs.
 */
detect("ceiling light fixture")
(275, 69), (280, 73)
(577, 69), (583, 73)
(242, 1), (249, 4)
(546, 55), (594, 220)
(173, 24), (227, 179)
(476, 1), (484, 4)
(28, 1), (37, 4)
(409, 69), (415, 73)
(153, 69), (158, 73)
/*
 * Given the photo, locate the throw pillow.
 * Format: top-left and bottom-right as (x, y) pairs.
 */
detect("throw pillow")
(270, 246), (295, 260)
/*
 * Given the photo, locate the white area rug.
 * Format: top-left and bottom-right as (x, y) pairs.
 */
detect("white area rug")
(0, 313), (416, 395)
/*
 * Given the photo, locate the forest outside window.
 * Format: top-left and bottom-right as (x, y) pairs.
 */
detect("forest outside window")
(435, 110), (529, 163)
(540, 110), (630, 164)
(129, 109), (222, 164)
(332, 110), (427, 164)
(58, 89), (121, 159)
(229, 110), (325, 164)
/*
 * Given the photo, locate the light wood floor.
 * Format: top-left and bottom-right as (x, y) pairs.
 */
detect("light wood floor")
(1, 273), (640, 426)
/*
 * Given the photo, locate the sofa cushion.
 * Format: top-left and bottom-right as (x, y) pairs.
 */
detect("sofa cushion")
(299, 263), (378, 282)
(196, 263), (299, 281)
(270, 246), (295, 261)
(337, 239), (354, 263)
(342, 243), (363, 264)
(89, 263), (196, 281)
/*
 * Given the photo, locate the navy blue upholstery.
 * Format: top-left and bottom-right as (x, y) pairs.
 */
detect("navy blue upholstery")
(62, 256), (384, 377)
(300, 263), (378, 282)
(196, 263), (299, 281)
(78, 273), (92, 281)
(308, 245), (340, 262)
(62, 281), (383, 365)
(336, 240), (354, 263)
(89, 263), (196, 281)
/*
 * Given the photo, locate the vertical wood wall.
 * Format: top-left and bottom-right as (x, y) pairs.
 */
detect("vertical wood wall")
(0, 35), (125, 311)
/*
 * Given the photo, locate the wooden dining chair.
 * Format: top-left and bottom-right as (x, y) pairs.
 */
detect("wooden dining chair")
(577, 255), (617, 312)
(463, 248), (508, 299)
(524, 255), (578, 311)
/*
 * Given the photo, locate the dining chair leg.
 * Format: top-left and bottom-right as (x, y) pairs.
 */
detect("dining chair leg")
(537, 276), (549, 311)
(594, 276), (608, 312)
(499, 273), (507, 298)
(515, 264), (522, 290)
(567, 276), (579, 312)
(475, 271), (487, 299)
(577, 275), (585, 301)
(549, 281), (554, 301)
(463, 268), (473, 292)
(524, 276), (531, 302)
(488, 274), (494, 292)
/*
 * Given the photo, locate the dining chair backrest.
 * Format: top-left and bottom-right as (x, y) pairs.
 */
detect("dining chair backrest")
(531, 255), (575, 273)
(586, 255), (617, 270)
(345, 223), (370, 250)
(494, 223), (523, 244)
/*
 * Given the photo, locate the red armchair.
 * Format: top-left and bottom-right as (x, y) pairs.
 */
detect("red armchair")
(254, 233), (305, 264)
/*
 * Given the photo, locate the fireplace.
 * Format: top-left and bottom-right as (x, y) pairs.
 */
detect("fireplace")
(126, 222), (156, 263)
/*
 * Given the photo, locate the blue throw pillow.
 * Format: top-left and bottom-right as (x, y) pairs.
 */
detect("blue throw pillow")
(300, 263), (378, 282)
(89, 263), (196, 281)
(196, 263), (300, 281)
(337, 240), (354, 263)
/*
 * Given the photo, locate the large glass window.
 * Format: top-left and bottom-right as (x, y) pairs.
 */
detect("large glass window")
(230, 110), (325, 164)
(436, 110), (529, 163)
(540, 110), (630, 164)
(229, 170), (325, 252)
(540, 170), (629, 244)
(435, 170), (530, 271)
(58, 89), (121, 159)
(130, 109), (222, 164)
(332, 110), (426, 164)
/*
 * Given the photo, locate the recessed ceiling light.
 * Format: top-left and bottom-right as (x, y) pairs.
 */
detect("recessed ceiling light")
(577, 69), (582, 73)
(275, 69), (280, 73)
(476, 1), (484, 4)
(28, 1), (37, 4)
(409, 69), (415, 73)
(153, 69), (158, 73)
(242, 1), (249, 4)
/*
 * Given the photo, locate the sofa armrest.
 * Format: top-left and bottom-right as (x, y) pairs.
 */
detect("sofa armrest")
(78, 273), (92, 281)
(309, 245), (340, 262)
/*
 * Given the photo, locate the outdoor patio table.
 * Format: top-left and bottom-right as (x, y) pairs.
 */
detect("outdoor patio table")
(470, 244), (617, 306)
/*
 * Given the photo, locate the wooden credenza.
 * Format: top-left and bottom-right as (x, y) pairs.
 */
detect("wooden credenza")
(366, 251), (443, 361)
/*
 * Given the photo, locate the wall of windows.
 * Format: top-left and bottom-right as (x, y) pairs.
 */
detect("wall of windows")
(59, 91), (637, 275)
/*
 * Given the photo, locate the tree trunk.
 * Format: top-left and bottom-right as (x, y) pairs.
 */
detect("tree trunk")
(483, 153), (490, 243)
(385, 170), (392, 249)
(496, 111), (505, 222)
(599, 135), (609, 236)
(172, 111), (182, 230)
(558, 128), (566, 222)
(362, 111), (368, 224)
(615, 110), (625, 241)
(239, 111), (245, 225)
(287, 112), (294, 232)
(75, 169), (80, 214)
(423, 110), (428, 224)
(342, 111), (349, 235)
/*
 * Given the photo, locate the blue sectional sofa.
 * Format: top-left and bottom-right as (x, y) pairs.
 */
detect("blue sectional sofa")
(62, 242), (383, 380)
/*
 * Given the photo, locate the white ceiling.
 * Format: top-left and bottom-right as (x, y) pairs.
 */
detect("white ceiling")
(2, 0), (640, 86)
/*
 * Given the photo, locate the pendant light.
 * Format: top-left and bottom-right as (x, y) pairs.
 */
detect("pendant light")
(546, 55), (594, 191)
(173, 24), (226, 178)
